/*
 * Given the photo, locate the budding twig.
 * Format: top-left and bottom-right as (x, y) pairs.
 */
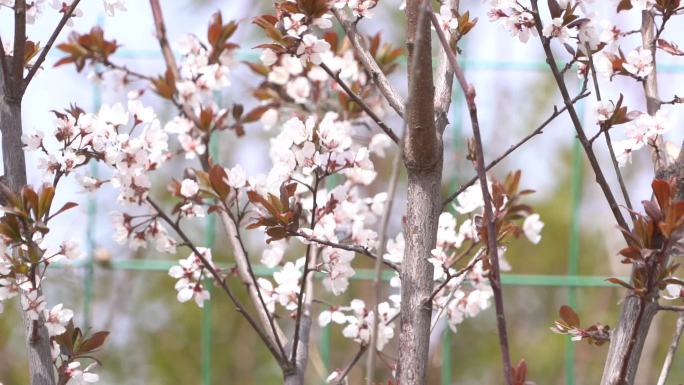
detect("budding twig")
(427, 6), (513, 385)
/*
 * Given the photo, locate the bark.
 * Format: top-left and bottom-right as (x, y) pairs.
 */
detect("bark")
(599, 11), (681, 385)
(599, 154), (683, 385)
(398, 166), (442, 385)
(397, 1), (443, 384)
(217, 211), (288, 356)
(1, 61), (56, 385)
(599, 297), (659, 385)
(283, 246), (316, 385)
(283, 317), (311, 385)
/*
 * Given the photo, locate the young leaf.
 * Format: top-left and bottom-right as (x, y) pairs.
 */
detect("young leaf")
(559, 305), (580, 328)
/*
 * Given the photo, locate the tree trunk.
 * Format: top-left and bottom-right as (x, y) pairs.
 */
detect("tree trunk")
(1, 60), (56, 385)
(397, 1), (443, 384)
(398, 167), (442, 385)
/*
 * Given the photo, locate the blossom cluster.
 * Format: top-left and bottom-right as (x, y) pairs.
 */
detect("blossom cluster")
(319, 299), (398, 350)
(0, 0), (126, 28)
(168, 248), (214, 307)
(486, 0), (537, 42)
(613, 109), (673, 167)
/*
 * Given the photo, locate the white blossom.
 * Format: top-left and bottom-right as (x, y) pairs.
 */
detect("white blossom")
(44, 304), (74, 336)
(523, 213), (544, 244)
(623, 48), (653, 78)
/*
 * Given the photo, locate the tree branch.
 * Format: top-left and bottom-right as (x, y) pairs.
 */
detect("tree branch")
(320, 62), (399, 143)
(656, 312), (684, 385)
(147, 197), (288, 367)
(658, 305), (684, 312)
(442, 91), (589, 207)
(426, 7), (513, 385)
(291, 231), (400, 272)
(22, 0), (82, 92)
(148, 0), (179, 82)
(584, 42), (636, 223)
(331, 8), (405, 118)
(425, 254), (481, 306)
(334, 312), (400, 385)
(217, 208), (289, 361)
(290, 174), (320, 371)
(530, 0), (630, 237)
(640, 9), (668, 172)
(147, 0), (208, 168)
(101, 58), (156, 82)
(433, 0), (458, 136)
(366, 139), (403, 384)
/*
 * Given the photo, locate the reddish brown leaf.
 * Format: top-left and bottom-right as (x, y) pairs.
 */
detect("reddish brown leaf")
(607, 277), (634, 291)
(657, 39), (684, 56)
(559, 305), (580, 328)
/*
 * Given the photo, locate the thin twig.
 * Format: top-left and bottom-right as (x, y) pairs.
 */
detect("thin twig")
(22, 0), (82, 91)
(429, 251), (484, 333)
(335, 312), (400, 385)
(218, 208), (289, 362)
(366, 139), (403, 384)
(149, 0), (180, 82)
(530, 0), (631, 237)
(335, 345), (369, 385)
(291, 174), (321, 367)
(659, 305), (684, 312)
(584, 42), (636, 223)
(148, 0), (208, 168)
(656, 312), (684, 385)
(331, 8), (405, 118)
(441, 91), (589, 207)
(427, 7), (513, 385)
(425, 254), (481, 306)
(292, 231), (400, 272)
(320, 62), (399, 143)
(101, 59), (156, 82)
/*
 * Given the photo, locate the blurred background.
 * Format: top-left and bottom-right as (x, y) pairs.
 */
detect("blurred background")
(1, 0), (684, 384)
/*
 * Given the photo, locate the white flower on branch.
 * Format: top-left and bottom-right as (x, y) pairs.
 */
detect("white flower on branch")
(523, 213), (544, 244)
(21, 289), (46, 321)
(65, 361), (99, 384)
(44, 304), (74, 336)
(623, 48), (654, 78)
(296, 34), (331, 65)
(542, 18), (570, 45)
